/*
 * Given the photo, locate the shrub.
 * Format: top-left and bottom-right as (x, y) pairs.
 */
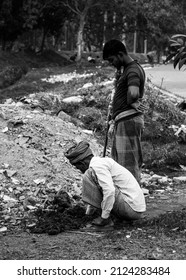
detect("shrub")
(143, 141), (186, 170)
(75, 107), (107, 132)
(166, 34), (186, 70)
(143, 84), (185, 144)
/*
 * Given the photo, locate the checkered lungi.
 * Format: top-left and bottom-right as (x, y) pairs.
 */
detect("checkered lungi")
(82, 167), (143, 220)
(111, 114), (144, 183)
(82, 167), (103, 208)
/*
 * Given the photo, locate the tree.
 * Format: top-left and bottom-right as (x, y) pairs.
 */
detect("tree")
(23, 0), (54, 51)
(1, 0), (185, 59)
(0, 0), (24, 50)
(172, 0), (186, 30)
(140, 0), (185, 60)
(85, 0), (122, 50)
(63, 0), (101, 62)
(37, 1), (70, 52)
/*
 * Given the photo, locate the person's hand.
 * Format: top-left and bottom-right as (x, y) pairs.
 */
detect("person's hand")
(127, 86), (139, 104)
(131, 100), (140, 110)
(108, 120), (115, 137)
(92, 216), (111, 226)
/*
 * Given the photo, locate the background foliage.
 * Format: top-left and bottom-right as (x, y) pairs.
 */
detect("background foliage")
(0, 0), (185, 58)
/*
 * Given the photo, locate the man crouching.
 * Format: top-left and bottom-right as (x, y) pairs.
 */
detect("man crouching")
(65, 141), (146, 230)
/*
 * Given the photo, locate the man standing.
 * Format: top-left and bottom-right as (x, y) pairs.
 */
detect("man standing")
(103, 39), (146, 183)
(65, 141), (146, 230)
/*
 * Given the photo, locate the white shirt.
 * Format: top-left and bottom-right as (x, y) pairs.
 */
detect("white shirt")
(89, 157), (146, 219)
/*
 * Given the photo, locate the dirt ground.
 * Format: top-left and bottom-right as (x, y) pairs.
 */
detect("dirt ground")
(1, 51), (186, 260)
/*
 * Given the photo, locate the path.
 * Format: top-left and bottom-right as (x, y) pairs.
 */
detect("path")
(145, 64), (186, 99)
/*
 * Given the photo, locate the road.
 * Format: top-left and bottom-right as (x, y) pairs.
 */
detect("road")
(145, 64), (186, 99)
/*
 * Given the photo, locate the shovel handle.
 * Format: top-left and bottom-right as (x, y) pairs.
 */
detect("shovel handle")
(103, 122), (110, 157)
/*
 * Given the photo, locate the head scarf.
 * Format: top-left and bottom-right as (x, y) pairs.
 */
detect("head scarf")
(64, 141), (93, 165)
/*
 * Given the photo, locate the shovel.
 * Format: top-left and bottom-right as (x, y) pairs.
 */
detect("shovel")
(103, 116), (110, 157)
(103, 100), (113, 157)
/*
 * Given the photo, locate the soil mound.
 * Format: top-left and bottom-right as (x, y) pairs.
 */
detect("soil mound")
(0, 49), (72, 91)
(28, 190), (91, 235)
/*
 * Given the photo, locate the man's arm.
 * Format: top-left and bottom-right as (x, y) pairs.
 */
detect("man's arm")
(127, 66), (143, 104)
(127, 85), (139, 104)
(90, 162), (115, 225)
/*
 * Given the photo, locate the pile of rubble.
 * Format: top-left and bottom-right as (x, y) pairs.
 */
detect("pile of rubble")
(0, 98), (102, 234)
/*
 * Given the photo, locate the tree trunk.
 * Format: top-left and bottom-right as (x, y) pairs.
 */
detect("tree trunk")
(103, 11), (107, 46)
(65, 0), (93, 62)
(76, 14), (85, 62)
(40, 28), (47, 53)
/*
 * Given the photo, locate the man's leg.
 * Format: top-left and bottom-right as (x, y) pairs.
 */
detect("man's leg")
(82, 167), (103, 209)
(111, 115), (144, 183)
(112, 187), (144, 220)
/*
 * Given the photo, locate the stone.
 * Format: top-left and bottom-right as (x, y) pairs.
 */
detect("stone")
(0, 226), (7, 233)
(142, 188), (149, 196)
(27, 223), (36, 229)
(150, 174), (162, 181)
(3, 163), (10, 169)
(82, 82), (93, 89)
(62, 96), (83, 104)
(11, 177), (20, 185)
(1, 127), (8, 133)
(158, 176), (168, 183)
(173, 176), (186, 182)
(26, 205), (36, 210)
(2, 195), (18, 202)
(72, 182), (82, 196)
(33, 178), (46, 185)
(141, 173), (151, 185)
(166, 186), (173, 191)
(180, 165), (186, 171)
(4, 169), (17, 178)
(82, 129), (93, 135)
(57, 111), (71, 122)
